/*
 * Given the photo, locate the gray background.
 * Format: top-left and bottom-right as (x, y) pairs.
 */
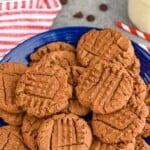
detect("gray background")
(52, 0), (149, 46)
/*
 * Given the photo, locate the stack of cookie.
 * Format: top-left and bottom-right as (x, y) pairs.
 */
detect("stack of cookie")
(0, 28), (149, 150)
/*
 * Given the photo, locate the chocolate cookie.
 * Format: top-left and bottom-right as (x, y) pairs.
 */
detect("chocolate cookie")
(16, 64), (72, 118)
(0, 108), (23, 126)
(21, 115), (44, 150)
(30, 42), (75, 64)
(37, 113), (92, 150)
(77, 29), (134, 67)
(0, 126), (28, 150)
(90, 137), (135, 150)
(76, 61), (133, 114)
(0, 62), (27, 113)
(92, 107), (146, 144)
(135, 136), (150, 150)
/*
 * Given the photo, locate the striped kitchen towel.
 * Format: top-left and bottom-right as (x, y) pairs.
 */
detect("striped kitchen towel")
(0, 0), (61, 59)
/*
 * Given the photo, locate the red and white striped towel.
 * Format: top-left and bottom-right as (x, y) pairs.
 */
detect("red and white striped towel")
(0, 0), (61, 60)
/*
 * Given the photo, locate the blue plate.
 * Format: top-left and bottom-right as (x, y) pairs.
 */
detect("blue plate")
(1, 26), (150, 84)
(0, 26), (150, 144)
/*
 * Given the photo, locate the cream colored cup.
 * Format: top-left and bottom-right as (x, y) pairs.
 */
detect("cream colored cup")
(128, 0), (150, 34)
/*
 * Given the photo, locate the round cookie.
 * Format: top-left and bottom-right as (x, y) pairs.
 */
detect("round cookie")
(77, 28), (135, 67)
(0, 126), (28, 150)
(135, 136), (150, 150)
(37, 113), (92, 150)
(0, 62), (27, 113)
(21, 115), (44, 150)
(92, 107), (146, 144)
(16, 64), (72, 118)
(0, 108), (23, 126)
(90, 137), (135, 150)
(92, 73), (148, 144)
(30, 42), (75, 64)
(76, 61), (133, 114)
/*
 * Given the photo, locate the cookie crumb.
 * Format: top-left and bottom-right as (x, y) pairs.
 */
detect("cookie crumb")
(86, 15), (95, 22)
(60, 0), (68, 5)
(73, 12), (83, 18)
(99, 3), (108, 11)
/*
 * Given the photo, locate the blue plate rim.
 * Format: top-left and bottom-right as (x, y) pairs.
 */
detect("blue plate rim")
(1, 26), (150, 63)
